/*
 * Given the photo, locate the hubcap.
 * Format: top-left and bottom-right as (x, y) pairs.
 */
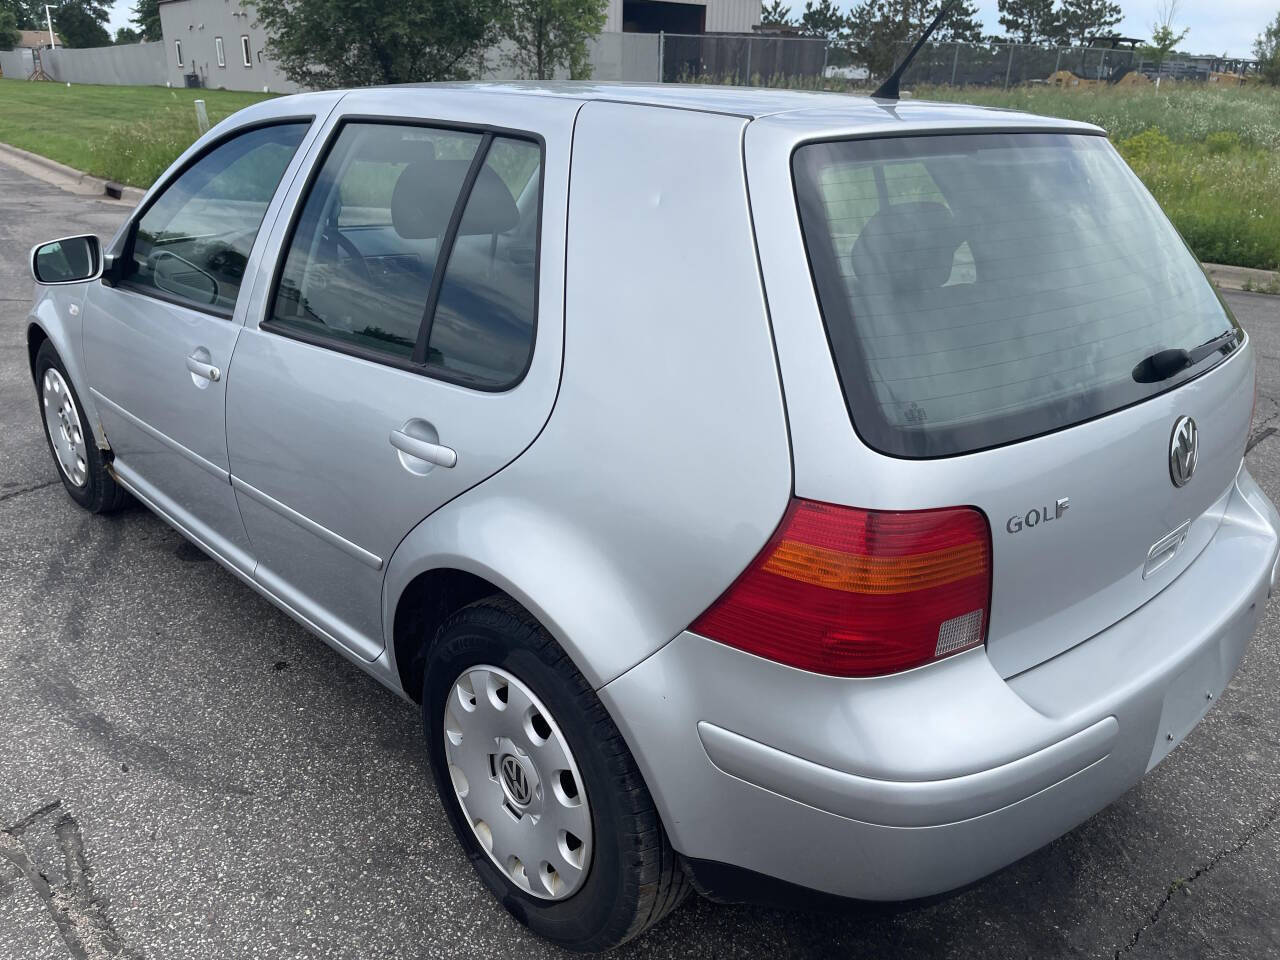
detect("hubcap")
(443, 665), (593, 901)
(41, 368), (88, 488)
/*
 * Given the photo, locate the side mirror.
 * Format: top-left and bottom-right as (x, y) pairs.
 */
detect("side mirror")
(30, 235), (103, 285)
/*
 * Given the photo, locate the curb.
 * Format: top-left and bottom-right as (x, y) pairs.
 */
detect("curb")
(0, 142), (146, 205)
(1204, 262), (1280, 296)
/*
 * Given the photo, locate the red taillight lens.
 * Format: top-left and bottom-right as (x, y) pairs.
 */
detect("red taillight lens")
(691, 499), (992, 677)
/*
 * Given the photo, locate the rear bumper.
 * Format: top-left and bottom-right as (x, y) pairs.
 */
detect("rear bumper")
(600, 466), (1280, 902)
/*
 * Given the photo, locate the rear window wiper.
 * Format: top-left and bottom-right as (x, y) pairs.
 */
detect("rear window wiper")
(1132, 329), (1240, 384)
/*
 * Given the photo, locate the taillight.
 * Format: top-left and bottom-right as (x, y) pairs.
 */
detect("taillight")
(691, 499), (992, 677)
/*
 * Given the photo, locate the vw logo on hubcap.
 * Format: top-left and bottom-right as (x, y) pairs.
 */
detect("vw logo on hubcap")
(500, 754), (533, 807)
(1169, 416), (1199, 488)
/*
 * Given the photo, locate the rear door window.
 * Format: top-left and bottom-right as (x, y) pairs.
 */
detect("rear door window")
(793, 133), (1239, 458)
(267, 122), (541, 388)
(427, 137), (541, 384)
(270, 123), (484, 361)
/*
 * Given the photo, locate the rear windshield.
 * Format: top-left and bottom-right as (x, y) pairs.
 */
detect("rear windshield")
(793, 132), (1240, 458)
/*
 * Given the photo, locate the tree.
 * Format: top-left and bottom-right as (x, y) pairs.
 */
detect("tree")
(935, 0), (983, 41)
(1140, 0), (1187, 72)
(761, 0), (792, 26)
(0, 6), (19, 48)
(130, 0), (161, 41)
(114, 25), (141, 43)
(798, 0), (846, 38)
(500, 0), (607, 81)
(1256, 10), (1280, 86)
(997, 0), (1058, 43)
(51, 0), (110, 47)
(1054, 0), (1123, 45)
(247, 0), (504, 88)
(848, 0), (984, 77)
(1, 0), (37, 30)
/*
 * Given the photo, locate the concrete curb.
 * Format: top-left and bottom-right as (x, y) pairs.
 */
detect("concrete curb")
(0, 142), (145, 205)
(1205, 262), (1280, 296)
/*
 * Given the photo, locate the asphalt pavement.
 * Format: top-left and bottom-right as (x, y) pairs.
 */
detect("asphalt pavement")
(3, 157), (1280, 960)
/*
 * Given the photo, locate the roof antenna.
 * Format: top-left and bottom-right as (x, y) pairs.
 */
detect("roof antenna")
(872, 0), (958, 101)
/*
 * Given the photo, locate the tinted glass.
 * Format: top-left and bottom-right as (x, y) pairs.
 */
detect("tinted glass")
(127, 123), (307, 314)
(427, 137), (541, 386)
(793, 133), (1239, 458)
(270, 123), (482, 361)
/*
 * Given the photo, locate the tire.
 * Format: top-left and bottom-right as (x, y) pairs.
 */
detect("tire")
(423, 597), (690, 952)
(34, 340), (128, 514)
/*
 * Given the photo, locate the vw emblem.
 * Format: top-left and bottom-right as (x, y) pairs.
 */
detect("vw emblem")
(1169, 416), (1198, 488)
(500, 754), (533, 806)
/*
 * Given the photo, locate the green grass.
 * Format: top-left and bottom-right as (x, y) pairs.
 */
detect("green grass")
(0, 79), (273, 187)
(915, 84), (1280, 270)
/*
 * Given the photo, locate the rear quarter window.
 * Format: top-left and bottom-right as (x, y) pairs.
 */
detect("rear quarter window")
(793, 132), (1239, 458)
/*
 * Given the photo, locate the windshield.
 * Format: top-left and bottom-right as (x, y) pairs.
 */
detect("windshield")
(793, 132), (1240, 458)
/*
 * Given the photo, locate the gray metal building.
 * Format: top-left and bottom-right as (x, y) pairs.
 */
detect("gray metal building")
(157, 0), (298, 92)
(156, 0), (760, 92)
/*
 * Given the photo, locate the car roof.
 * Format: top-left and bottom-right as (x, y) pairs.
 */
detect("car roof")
(312, 82), (1102, 132)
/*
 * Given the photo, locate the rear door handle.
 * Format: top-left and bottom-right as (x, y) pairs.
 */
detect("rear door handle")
(389, 429), (456, 468)
(185, 355), (221, 382)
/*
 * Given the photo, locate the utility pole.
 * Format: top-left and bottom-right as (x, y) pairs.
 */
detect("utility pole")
(45, 5), (56, 48)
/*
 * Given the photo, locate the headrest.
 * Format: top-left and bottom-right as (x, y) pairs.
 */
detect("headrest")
(390, 159), (449, 240)
(391, 159), (519, 241)
(848, 202), (965, 295)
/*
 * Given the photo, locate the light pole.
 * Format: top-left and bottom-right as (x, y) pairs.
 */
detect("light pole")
(45, 4), (57, 49)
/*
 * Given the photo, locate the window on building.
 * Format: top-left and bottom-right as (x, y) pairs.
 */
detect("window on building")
(174, 40), (183, 67)
(215, 36), (225, 68)
(621, 0), (706, 33)
(240, 35), (251, 67)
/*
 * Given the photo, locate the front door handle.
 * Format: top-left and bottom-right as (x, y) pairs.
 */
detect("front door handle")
(389, 429), (457, 468)
(185, 354), (221, 382)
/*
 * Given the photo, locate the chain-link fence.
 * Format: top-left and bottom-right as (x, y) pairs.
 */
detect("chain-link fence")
(654, 33), (1246, 88)
(2, 31), (1253, 91)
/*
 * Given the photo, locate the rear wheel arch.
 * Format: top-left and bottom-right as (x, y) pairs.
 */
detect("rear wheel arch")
(392, 567), (515, 703)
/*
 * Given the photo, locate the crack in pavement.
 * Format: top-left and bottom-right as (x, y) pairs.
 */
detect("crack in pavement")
(0, 479), (59, 504)
(1113, 800), (1280, 958)
(0, 799), (142, 960)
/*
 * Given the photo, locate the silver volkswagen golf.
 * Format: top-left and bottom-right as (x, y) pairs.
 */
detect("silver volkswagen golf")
(26, 84), (1280, 951)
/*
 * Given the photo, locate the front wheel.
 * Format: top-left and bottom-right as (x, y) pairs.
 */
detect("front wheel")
(423, 597), (690, 952)
(34, 340), (128, 514)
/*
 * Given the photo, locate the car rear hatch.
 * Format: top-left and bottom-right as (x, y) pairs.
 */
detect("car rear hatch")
(757, 123), (1252, 678)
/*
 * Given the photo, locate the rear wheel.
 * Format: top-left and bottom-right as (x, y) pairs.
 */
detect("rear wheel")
(423, 597), (690, 952)
(34, 340), (127, 514)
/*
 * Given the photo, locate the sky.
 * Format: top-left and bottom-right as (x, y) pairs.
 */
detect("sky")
(971, 0), (1273, 58)
(103, 0), (1274, 58)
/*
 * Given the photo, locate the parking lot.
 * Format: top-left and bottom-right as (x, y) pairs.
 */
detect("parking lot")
(3, 156), (1280, 959)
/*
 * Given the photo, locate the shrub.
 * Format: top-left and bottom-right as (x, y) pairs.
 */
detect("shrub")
(1204, 130), (1240, 154)
(1118, 127), (1173, 165)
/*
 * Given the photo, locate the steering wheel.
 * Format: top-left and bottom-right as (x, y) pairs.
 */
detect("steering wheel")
(334, 230), (374, 286)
